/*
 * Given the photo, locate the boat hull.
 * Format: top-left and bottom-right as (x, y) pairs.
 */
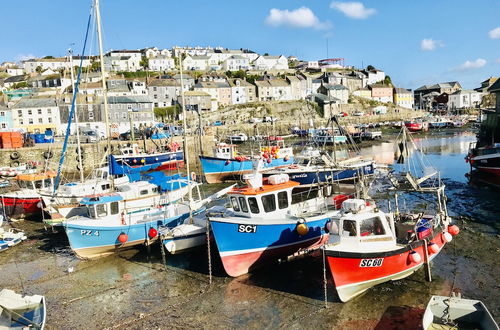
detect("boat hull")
(0, 196), (42, 218)
(200, 155), (294, 184)
(64, 214), (189, 259)
(470, 153), (500, 176)
(114, 151), (184, 171)
(326, 229), (447, 302)
(210, 217), (330, 277)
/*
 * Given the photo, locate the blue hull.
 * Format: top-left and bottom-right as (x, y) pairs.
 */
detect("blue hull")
(118, 151), (184, 168)
(200, 155), (294, 183)
(209, 217), (329, 276)
(64, 211), (189, 258)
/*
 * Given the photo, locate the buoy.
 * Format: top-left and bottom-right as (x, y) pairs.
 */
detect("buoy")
(263, 153), (269, 159)
(141, 158), (145, 163)
(133, 159), (137, 163)
(448, 225), (459, 236)
(428, 242), (439, 254)
(118, 233), (128, 244)
(284, 155), (290, 161)
(274, 154), (279, 159)
(296, 222), (309, 236)
(408, 251), (421, 263)
(267, 158), (272, 164)
(225, 160), (231, 165)
(442, 232), (453, 243)
(148, 227), (158, 239)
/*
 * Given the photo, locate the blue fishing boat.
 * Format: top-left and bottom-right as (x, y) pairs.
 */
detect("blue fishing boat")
(113, 144), (184, 171)
(200, 141), (294, 183)
(208, 165), (342, 277)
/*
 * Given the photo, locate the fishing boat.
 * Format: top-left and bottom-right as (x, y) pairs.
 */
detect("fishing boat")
(228, 132), (248, 143)
(405, 119), (429, 132)
(422, 293), (499, 329)
(0, 171), (56, 218)
(428, 117), (451, 129)
(208, 161), (348, 277)
(0, 289), (46, 330)
(112, 143), (184, 171)
(199, 141), (294, 184)
(311, 128), (347, 145)
(263, 147), (374, 187)
(0, 227), (27, 248)
(323, 189), (458, 302)
(466, 109), (500, 176)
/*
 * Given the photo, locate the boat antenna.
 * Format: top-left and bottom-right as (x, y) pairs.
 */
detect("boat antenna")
(95, 0), (114, 190)
(179, 55), (193, 220)
(52, 6), (93, 195)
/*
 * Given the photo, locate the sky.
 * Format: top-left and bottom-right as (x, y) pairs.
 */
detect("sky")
(0, 0), (499, 89)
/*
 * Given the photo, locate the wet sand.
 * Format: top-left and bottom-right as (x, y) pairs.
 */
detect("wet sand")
(0, 129), (498, 329)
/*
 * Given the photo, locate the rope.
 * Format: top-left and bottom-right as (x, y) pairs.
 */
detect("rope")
(206, 216), (212, 285)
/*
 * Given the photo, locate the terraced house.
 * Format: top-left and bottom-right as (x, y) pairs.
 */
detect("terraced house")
(11, 98), (60, 133)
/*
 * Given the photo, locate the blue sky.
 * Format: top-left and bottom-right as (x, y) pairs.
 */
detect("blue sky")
(1, 0), (499, 89)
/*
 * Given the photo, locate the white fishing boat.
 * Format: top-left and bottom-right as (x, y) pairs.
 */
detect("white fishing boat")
(423, 293), (499, 330)
(0, 289), (46, 330)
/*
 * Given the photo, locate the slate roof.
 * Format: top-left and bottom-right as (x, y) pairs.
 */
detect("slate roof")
(13, 97), (57, 108)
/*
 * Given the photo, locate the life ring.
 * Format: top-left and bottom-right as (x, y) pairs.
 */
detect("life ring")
(10, 152), (20, 160)
(75, 146), (84, 154)
(75, 155), (84, 162)
(76, 164), (82, 171)
(104, 145), (115, 152)
(191, 172), (197, 181)
(43, 151), (53, 159)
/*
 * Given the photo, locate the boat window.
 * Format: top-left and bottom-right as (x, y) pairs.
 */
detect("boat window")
(89, 206), (97, 218)
(230, 196), (240, 212)
(238, 197), (248, 213)
(140, 190), (148, 195)
(17, 180), (27, 189)
(152, 187), (158, 193)
(110, 201), (119, 215)
(101, 184), (110, 191)
(248, 197), (259, 214)
(43, 179), (52, 188)
(96, 204), (107, 217)
(360, 217), (386, 236)
(342, 220), (357, 237)
(277, 191), (288, 209)
(328, 219), (340, 235)
(34, 180), (43, 189)
(102, 172), (108, 179)
(262, 194), (276, 213)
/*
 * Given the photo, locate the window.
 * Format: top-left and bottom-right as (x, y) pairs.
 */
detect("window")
(261, 194), (276, 213)
(230, 196), (240, 212)
(101, 184), (110, 190)
(19, 119), (23, 125)
(110, 202), (119, 215)
(140, 190), (148, 196)
(34, 180), (43, 189)
(28, 110), (32, 115)
(1, 123), (5, 129)
(248, 197), (259, 214)
(96, 204), (107, 217)
(37, 109), (42, 115)
(38, 118), (43, 123)
(48, 118), (52, 123)
(29, 118), (33, 124)
(342, 220), (357, 237)
(238, 197), (248, 213)
(48, 109), (52, 115)
(277, 191), (288, 209)
(127, 105), (132, 110)
(360, 217), (385, 236)
(0, 111), (4, 117)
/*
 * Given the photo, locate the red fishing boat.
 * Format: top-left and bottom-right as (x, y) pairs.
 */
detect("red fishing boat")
(0, 171), (56, 218)
(323, 193), (459, 302)
(404, 120), (429, 132)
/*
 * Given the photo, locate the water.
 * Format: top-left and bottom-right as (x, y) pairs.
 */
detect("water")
(0, 129), (498, 328)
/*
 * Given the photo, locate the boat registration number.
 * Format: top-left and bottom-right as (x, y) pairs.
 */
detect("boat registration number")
(237, 224), (257, 233)
(359, 258), (383, 267)
(80, 230), (100, 236)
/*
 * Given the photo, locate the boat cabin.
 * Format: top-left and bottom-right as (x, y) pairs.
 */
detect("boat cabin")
(80, 194), (123, 219)
(119, 144), (142, 156)
(227, 174), (299, 218)
(16, 171), (56, 190)
(213, 143), (238, 159)
(327, 199), (395, 247)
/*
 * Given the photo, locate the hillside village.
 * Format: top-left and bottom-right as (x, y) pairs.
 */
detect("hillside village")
(0, 45), (497, 135)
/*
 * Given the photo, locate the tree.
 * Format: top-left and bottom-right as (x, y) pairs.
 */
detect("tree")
(140, 56), (149, 69)
(384, 75), (392, 86)
(43, 56), (54, 59)
(154, 107), (167, 121)
(366, 65), (375, 71)
(90, 61), (100, 72)
(35, 66), (43, 74)
(263, 53), (269, 56)
(12, 82), (29, 89)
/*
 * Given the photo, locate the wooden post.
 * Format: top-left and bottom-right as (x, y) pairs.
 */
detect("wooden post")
(423, 240), (432, 282)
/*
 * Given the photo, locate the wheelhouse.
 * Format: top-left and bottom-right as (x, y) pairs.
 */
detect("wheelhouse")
(213, 143), (238, 159)
(16, 171), (56, 190)
(80, 194), (123, 219)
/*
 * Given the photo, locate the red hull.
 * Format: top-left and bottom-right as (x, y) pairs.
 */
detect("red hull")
(1, 196), (42, 217)
(130, 160), (184, 171)
(326, 230), (447, 301)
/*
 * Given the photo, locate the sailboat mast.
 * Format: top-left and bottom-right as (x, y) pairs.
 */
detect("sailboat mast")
(69, 50), (85, 183)
(179, 56), (193, 207)
(95, 0), (114, 189)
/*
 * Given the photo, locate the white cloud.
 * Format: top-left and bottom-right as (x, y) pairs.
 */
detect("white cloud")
(489, 27), (500, 39)
(15, 54), (36, 62)
(452, 58), (487, 71)
(330, 2), (376, 19)
(265, 7), (331, 30)
(420, 38), (443, 51)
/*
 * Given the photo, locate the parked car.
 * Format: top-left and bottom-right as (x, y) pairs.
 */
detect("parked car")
(81, 129), (98, 143)
(249, 117), (263, 123)
(263, 116), (278, 123)
(119, 128), (143, 141)
(353, 111), (365, 116)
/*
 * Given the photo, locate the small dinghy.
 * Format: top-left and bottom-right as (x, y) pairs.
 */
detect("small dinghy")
(0, 289), (46, 329)
(423, 293), (499, 330)
(0, 226), (27, 248)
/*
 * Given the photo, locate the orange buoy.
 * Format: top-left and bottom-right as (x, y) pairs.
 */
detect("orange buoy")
(442, 232), (453, 243)
(296, 222), (309, 236)
(428, 242), (439, 254)
(118, 233), (128, 244)
(284, 155), (290, 161)
(448, 225), (460, 236)
(409, 251), (421, 263)
(148, 227), (158, 239)
(267, 158), (272, 164)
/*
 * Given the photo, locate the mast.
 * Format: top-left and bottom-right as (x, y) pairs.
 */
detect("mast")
(69, 49), (85, 183)
(179, 56), (193, 216)
(95, 0), (114, 189)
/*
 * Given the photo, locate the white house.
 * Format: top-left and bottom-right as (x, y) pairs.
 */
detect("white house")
(105, 50), (142, 60)
(11, 98), (61, 133)
(149, 55), (176, 72)
(222, 55), (250, 71)
(22, 57), (92, 74)
(103, 56), (141, 72)
(6, 67), (24, 76)
(182, 55), (210, 71)
(228, 79), (256, 104)
(364, 69), (386, 85)
(252, 55), (289, 71)
(447, 90), (482, 109)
